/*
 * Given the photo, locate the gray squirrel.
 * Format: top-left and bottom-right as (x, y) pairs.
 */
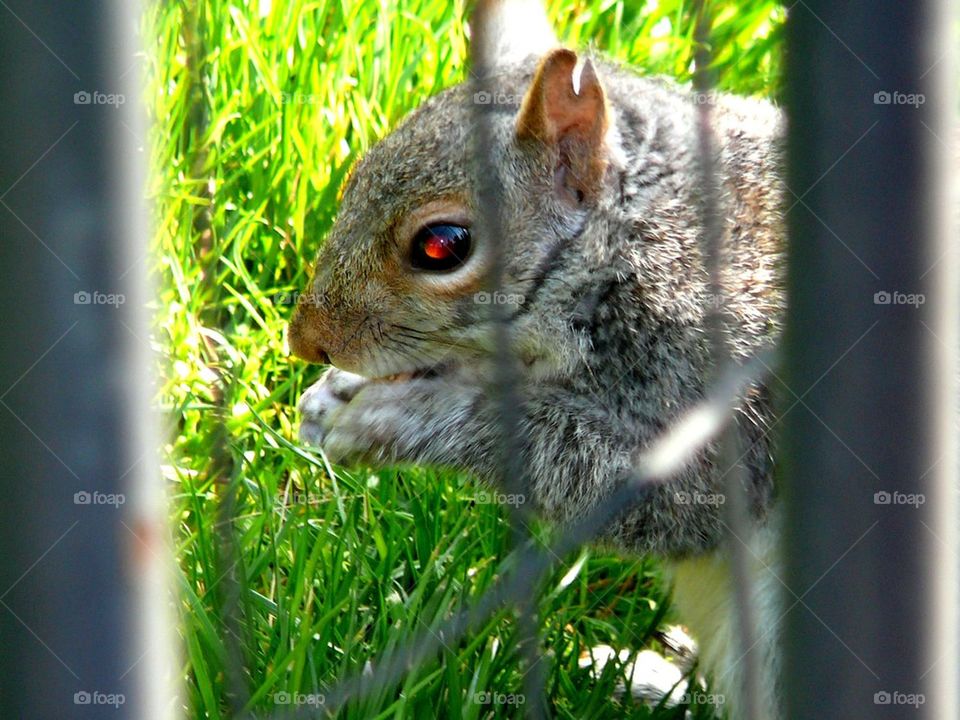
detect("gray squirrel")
(288, 1), (786, 716)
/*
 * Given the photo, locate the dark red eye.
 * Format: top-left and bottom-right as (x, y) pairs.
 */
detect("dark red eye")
(410, 223), (471, 271)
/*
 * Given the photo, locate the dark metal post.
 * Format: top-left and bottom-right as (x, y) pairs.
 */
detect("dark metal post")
(784, 1), (957, 718)
(0, 1), (171, 717)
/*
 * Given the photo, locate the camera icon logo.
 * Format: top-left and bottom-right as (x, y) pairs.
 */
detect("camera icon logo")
(873, 291), (891, 305)
(874, 691), (892, 704)
(473, 90), (492, 105)
(74, 291), (91, 305)
(873, 91), (891, 105)
(74, 691), (92, 705)
(74, 491), (92, 505)
(274, 692), (291, 704)
(74, 91), (92, 105)
(873, 491), (892, 505)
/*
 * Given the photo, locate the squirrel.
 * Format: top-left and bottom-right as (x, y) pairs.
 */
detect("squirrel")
(288, 0), (786, 716)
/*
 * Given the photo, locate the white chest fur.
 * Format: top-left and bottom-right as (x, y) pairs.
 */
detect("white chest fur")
(666, 520), (783, 719)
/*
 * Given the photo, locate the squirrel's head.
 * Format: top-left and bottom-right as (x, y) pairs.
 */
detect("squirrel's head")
(289, 6), (628, 380)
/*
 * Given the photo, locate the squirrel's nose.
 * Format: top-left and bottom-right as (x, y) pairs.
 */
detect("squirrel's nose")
(288, 316), (331, 364)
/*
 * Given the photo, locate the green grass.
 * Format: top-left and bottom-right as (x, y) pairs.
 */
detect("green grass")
(144, 1), (783, 717)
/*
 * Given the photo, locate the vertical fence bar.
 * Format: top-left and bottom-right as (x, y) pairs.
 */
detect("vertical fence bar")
(0, 0), (174, 717)
(692, 3), (763, 718)
(111, 0), (183, 713)
(783, 1), (957, 718)
(469, 4), (547, 717)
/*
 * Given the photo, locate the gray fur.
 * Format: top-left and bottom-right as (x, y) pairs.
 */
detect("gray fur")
(288, 53), (786, 717)
(290, 57), (785, 555)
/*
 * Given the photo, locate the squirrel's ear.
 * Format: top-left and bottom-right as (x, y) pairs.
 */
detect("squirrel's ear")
(516, 49), (610, 204)
(470, 0), (558, 67)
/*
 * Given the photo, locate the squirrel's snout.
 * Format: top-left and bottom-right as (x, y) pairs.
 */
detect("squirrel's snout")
(288, 314), (331, 364)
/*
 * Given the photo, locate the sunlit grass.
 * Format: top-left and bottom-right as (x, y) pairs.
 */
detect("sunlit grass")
(144, 1), (783, 716)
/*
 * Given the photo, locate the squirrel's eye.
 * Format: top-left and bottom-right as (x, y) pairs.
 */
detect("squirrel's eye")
(410, 223), (471, 272)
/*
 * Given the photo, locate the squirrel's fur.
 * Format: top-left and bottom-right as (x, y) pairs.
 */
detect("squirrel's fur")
(289, 4), (786, 716)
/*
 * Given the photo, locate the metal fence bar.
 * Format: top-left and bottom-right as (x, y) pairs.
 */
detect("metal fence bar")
(692, 3), (763, 718)
(0, 0), (173, 717)
(110, 0), (183, 716)
(783, 1), (957, 717)
(469, 4), (547, 718)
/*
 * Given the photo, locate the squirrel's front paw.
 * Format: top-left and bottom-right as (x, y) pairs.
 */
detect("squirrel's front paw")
(313, 376), (481, 467)
(298, 367), (369, 449)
